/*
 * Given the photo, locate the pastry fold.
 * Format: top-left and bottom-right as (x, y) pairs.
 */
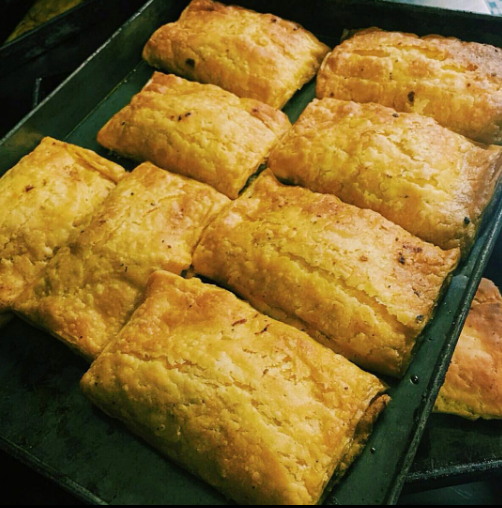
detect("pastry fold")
(98, 72), (291, 199)
(0, 137), (124, 312)
(268, 99), (502, 254)
(317, 28), (502, 144)
(7, 0), (84, 42)
(81, 271), (389, 505)
(142, 0), (330, 109)
(435, 278), (502, 421)
(14, 163), (229, 360)
(193, 171), (460, 377)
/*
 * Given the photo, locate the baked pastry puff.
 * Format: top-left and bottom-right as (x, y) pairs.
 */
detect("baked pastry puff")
(193, 171), (460, 378)
(14, 163), (229, 360)
(0, 137), (125, 313)
(143, 0), (330, 109)
(317, 28), (502, 144)
(435, 278), (502, 420)
(81, 270), (389, 505)
(98, 72), (291, 199)
(268, 99), (502, 255)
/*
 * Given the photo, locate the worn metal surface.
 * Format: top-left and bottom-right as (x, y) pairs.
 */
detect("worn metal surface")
(1, 0), (502, 505)
(406, 232), (502, 492)
(381, 0), (490, 13)
(0, 0), (146, 77)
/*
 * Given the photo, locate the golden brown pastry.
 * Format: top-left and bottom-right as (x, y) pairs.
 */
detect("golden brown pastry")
(81, 271), (389, 505)
(7, 0), (84, 42)
(14, 163), (229, 361)
(193, 171), (460, 378)
(0, 137), (124, 313)
(0, 313), (13, 330)
(142, 0), (330, 110)
(317, 28), (502, 144)
(268, 99), (502, 254)
(435, 278), (502, 420)
(98, 72), (291, 199)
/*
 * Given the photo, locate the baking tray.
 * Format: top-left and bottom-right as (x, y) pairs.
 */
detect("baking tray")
(1, 0), (502, 504)
(405, 232), (502, 493)
(0, 0), (147, 77)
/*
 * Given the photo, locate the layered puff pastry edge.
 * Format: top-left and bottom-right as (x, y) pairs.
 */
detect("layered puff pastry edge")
(268, 99), (502, 254)
(193, 171), (461, 378)
(81, 270), (389, 505)
(143, 0), (330, 110)
(98, 72), (291, 199)
(317, 28), (502, 144)
(13, 163), (229, 361)
(0, 137), (125, 312)
(435, 278), (502, 420)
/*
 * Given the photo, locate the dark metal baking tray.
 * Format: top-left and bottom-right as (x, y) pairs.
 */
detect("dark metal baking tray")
(405, 232), (502, 493)
(0, 0), (147, 77)
(1, 0), (502, 504)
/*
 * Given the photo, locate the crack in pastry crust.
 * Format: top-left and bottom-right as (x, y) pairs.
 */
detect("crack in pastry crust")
(143, 0), (330, 109)
(0, 137), (125, 311)
(193, 171), (460, 377)
(98, 72), (291, 199)
(81, 271), (389, 505)
(13, 163), (229, 360)
(268, 98), (502, 254)
(317, 28), (502, 144)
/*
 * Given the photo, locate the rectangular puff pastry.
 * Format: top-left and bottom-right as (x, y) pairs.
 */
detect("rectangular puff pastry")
(81, 271), (389, 506)
(435, 279), (502, 421)
(268, 99), (502, 254)
(98, 72), (291, 199)
(317, 28), (502, 144)
(0, 313), (13, 330)
(142, 0), (330, 110)
(0, 137), (125, 312)
(193, 171), (460, 378)
(14, 163), (229, 361)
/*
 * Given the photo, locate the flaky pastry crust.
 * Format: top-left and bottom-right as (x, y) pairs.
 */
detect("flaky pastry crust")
(435, 279), (502, 420)
(14, 163), (229, 360)
(0, 137), (124, 312)
(193, 171), (460, 377)
(81, 271), (389, 505)
(268, 99), (502, 254)
(317, 28), (502, 144)
(98, 73), (291, 199)
(143, 0), (330, 109)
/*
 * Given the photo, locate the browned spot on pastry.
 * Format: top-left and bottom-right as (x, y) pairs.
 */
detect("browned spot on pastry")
(232, 319), (247, 326)
(25, 185), (34, 192)
(408, 91), (415, 103)
(398, 254), (406, 264)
